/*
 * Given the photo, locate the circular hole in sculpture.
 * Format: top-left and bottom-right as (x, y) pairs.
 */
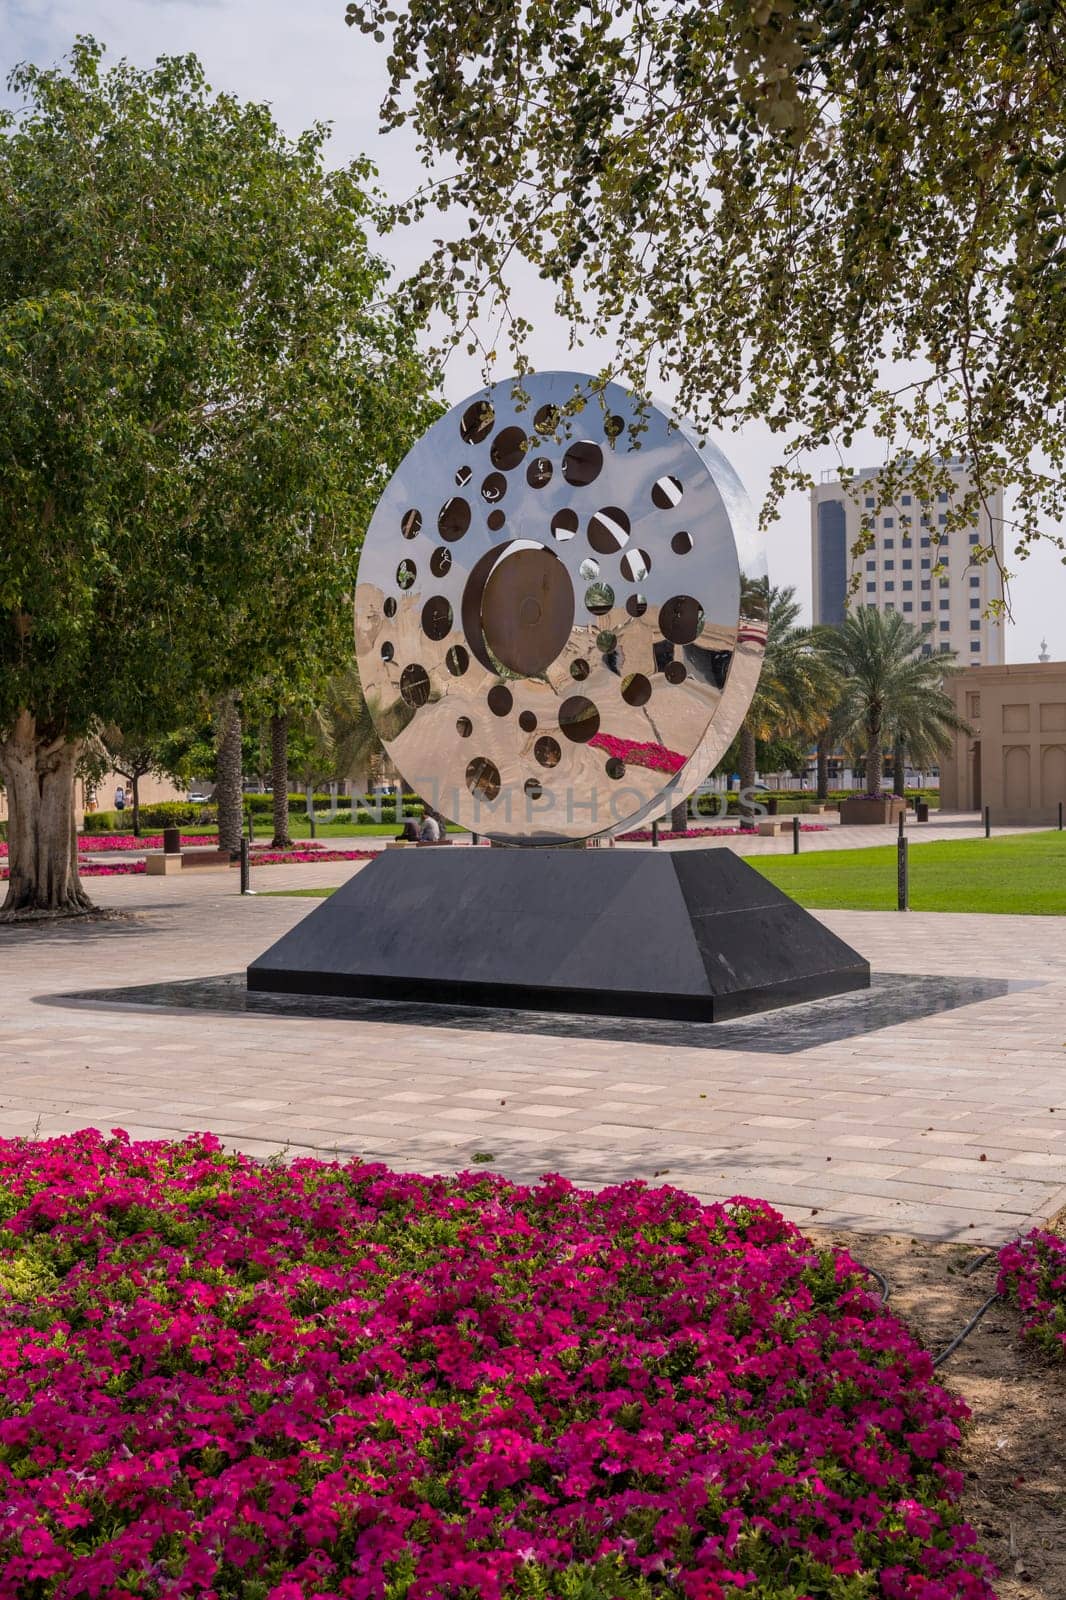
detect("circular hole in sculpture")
(606, 757), (625, 780)
(459, 399), (494, 445)
(558, 694), (600, 743)
(456, 716), (473, 738)
(524, 777), (543, 800)
(430, 546), (453, 578)
(488, 509), (506, 532)
(490, 426), (527, 471)
(401, 509), (421, 540)
(487, 684), (513, 717)
(621, 672), (652, 707)
(518, 710), (537, 733)
(597, 630), (617, 653)
(570, 658), (590, 681)
(421, 595), (453, 641)
(671, 530), (694, 555)
(659, 595), (703, 645)
(562, 440), (603, 487)
(438, 497), (471, 542)
(588, 506), (630, 554)
(604, 413), (625, 441)
(665, 660), (687, 684)
(446, 644), (469, 677)
(466, 756), (501, 801)
(626, 592), (648, 618)
(381, 641), (394, 662)
(455, 465), (472, 487)
(621, 548), (651, 582)
(579, 556), (600, 580)
(383, 596), (397, 618)
(396, 559), (416, 590)
(400, 663), (431, 708)
(481, 472), (507, 504)
(652, 474), (684, 509)
(526, 456), (553, 489)
(551, 508), (579, 542)
(584, 581), (614, 616)
(534, 735), (561, 768)
(534, 403), (561, 436)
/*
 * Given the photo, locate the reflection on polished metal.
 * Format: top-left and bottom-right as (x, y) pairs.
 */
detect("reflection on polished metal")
(355, 372), (768, 842)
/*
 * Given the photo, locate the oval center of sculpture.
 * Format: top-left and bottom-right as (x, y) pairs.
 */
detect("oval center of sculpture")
(479, 545), (574, 676)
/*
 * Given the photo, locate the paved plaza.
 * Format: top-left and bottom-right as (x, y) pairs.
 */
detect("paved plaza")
(2, 822), (1064, 1245)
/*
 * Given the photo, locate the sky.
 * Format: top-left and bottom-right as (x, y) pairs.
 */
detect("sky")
(5, 0), (1064, 663)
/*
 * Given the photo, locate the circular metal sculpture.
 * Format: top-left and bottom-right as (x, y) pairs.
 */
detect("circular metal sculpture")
(355, 372), (767, 843)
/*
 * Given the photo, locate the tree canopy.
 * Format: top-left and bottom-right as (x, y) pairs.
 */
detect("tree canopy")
(0, 38), (437, 912)
(345, 0), (1066, 559)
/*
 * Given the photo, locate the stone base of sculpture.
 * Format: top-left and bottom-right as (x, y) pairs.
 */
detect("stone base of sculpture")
(247, 849), (869, 1022)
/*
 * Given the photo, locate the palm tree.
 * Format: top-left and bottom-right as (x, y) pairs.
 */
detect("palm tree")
(737, 586), (833, 827)
(820, 610), (969, 797)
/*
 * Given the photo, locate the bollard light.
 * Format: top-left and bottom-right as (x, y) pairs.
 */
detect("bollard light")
(897, 836), (909, 911)
(792, 814), (800, 854)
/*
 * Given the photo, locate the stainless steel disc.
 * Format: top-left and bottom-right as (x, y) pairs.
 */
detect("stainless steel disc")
(355, 372), (767, 842)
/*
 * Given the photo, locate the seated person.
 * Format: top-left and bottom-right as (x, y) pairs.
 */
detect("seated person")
(418, 812), (442, 844)
(395, 819), (420, 842)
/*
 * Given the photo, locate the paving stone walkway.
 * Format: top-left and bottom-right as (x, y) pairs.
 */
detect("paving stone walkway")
(1, 838), (1063, 1244)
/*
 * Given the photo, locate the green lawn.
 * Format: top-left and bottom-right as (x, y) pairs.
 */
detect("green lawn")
(752, 828), (1066, 914)
(260, 887), (338, 898)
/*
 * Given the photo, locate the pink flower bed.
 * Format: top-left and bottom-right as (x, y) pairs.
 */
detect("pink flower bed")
(997, 1229), (1066, 1359)
(77, 834), (219, 853)
(589, 732), (686, 775)
(618, 823), (829, 842)
(0, 1131), (993, 1599)
(1, 849), (373, 881)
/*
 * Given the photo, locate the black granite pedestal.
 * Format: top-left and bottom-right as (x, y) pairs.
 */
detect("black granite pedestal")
(247, 848), (869, 1022)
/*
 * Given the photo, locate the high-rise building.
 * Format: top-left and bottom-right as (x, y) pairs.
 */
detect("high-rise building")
(811, 461), (1005, 665)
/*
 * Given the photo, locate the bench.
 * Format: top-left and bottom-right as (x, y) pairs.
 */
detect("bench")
(145, 853), (182, 875)
(757, 819), (786, 837)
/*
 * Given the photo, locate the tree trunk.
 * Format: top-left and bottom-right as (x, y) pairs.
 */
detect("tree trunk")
(270, 712), (292, 849)
(215, 694), (243, 855)
(816, 730), (830, 801)
(892, 738), (906, 797)
(0, 711), (94, 917)
(865, 715), (884, 797)
(131, 771), (141, 838)
(670, 795), (688, 834)
(738, 719), (758, 830)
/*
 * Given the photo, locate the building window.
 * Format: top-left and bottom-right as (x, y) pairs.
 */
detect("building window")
(883, 520), (894, 531)
(920, 519), (930, 530)
(884, 560), (894, 570)
(940, 642), (951, 653)
(922, 644), (932, 657)
(970, 597), (980, 609)
(940, 599), (950, 610)
(902, 536), (912, 546)
(938, 513), (948, 524)
(940, 620), (950, 631)
(921, 559), (931, 569)
(885, 602), (895, 610)
(921, 535), (931, 546)
(970, 642), (981, 653)
(921, 601), (932, 612)
(866, 559), (876, 571)
(903, 580), (913, 591)
(903, 601), (913, 612)
(902, 559), (912, 569)
(883, 537), (894, 548)
(969, 533), (979, 544)
(885, 581), (895, 592)
(866, 581), (876, 593)
(970, 619), (981, 630)
(902, 494), (912, 505)
(865, 496), (875, 508)
(970, 575), (980, 587)
(921, 580), (931, 591)
(937, 491), (948, 503)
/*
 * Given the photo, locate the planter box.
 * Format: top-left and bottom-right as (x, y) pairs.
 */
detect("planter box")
(839, 796), (907, 826)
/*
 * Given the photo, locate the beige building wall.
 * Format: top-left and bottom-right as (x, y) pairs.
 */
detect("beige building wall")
(811, 461), (1006, 667)
(0, 769), (187, 830)
(941, 662), (1066, 825)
